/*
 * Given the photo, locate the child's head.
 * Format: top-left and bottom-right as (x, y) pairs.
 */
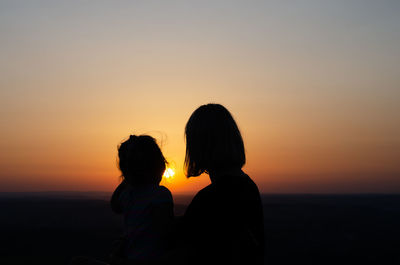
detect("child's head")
(118, 135), (166, 186)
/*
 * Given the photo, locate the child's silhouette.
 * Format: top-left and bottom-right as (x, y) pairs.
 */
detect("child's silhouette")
(70, 135), (174, 265)
(110, 135), (174, 263)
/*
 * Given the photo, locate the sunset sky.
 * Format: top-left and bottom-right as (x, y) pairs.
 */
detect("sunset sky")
(1, 1), (399, 194)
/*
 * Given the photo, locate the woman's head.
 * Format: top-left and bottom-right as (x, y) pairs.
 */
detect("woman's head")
(118, 135), (166, 186)
(184, 103), (245, 177)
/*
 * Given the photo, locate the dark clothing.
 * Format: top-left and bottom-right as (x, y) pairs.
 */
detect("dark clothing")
(110, 181), (174, 262)
(181, 171), (265, 265)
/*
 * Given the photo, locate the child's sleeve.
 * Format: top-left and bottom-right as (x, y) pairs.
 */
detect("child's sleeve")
(154, 187), (174, 215)
(152, 187), (174, 235)
(110, 180), (129, 214)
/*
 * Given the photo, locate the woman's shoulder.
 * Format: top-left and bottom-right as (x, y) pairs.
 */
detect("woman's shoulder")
(236, 173), (262, 198)
(239, 173), (260, 191)
(186, 184), (216, 208)
(194, 184), (217, 200)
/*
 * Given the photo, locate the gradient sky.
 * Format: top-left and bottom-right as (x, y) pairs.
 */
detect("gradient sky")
(1, 1), (399, 194)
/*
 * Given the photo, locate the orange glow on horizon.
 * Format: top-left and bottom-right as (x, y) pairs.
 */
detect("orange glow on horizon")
(0, 2), (399, 194)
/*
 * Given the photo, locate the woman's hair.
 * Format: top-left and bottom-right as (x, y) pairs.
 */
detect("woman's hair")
(118, 135), (166, 186)
(184, 103), (245, 177)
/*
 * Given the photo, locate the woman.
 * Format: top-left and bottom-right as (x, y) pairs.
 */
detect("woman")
(179, 103), (265, 265)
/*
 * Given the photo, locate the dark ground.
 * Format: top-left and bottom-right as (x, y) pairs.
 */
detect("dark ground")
(0, 193), (399, 265)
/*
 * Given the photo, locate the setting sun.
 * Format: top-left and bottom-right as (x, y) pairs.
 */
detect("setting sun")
(163, 168), (175, 181)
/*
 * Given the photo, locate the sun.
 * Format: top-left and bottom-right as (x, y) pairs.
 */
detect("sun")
(163, 167), (175, 180)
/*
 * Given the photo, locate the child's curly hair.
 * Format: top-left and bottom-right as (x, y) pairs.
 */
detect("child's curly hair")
(118, 135), (166, 186)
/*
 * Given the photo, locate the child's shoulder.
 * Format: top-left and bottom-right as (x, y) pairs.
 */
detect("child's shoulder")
(154, 185), (173, 202)
(157, 185), (171, 193)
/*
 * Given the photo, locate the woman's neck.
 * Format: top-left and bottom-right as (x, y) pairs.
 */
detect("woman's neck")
(209, 168), (244, 183)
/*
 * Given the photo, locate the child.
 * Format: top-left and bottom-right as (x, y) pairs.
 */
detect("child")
(110, 135), (174, 263)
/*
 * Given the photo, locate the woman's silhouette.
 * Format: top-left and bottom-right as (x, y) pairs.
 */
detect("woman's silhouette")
(178, 103), (265, 265)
